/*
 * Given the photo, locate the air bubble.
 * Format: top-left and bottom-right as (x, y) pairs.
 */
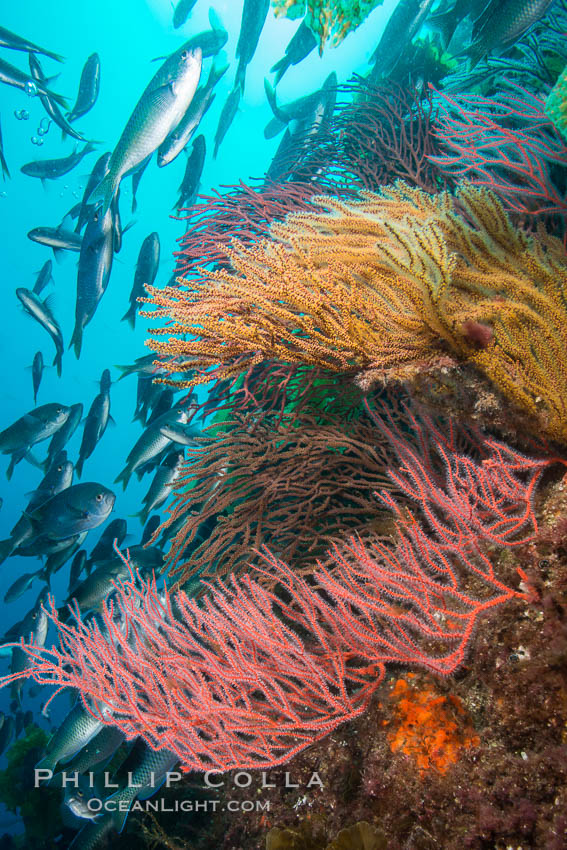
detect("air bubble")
(25, 80), (38, 97)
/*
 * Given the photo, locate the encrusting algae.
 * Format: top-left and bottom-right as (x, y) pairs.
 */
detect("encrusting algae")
(144, 181), (567, 446)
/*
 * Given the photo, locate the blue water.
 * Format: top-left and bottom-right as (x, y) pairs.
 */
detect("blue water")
(0, 0), (397, 840)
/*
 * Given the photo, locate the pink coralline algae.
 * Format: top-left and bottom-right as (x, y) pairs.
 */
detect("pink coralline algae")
(0, 404), (551, 772)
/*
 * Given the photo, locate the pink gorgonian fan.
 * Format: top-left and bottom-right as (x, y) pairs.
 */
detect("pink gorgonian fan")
(428, 83), (567, 218)
(0, 403), (551, 772)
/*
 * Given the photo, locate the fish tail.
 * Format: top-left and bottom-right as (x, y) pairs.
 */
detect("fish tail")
(43, 49), (65, 64)
(35, 754), (57, 776)
(69, 323), (83, 360)
(88, 170), (119, 216)
(6, 455), (16, 481)
(114, 466), (132, 491)
(121, 306), (136, 328)
(83, 140), (97, 157)
(53, 348), (63, 377)
(0, 538), (16, 566)
(0, 149), (10, 181)
(108, 788), (135, 833)
(271, 57), (290, 87)
(44, 87), (68, 109)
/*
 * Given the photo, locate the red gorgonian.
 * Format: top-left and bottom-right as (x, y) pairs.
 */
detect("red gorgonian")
(0, 403), (550, 772)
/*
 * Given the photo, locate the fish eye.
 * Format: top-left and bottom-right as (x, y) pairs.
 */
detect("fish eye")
(77, 789), (84, 798)
(181, 50), (189, 60)
(96, 493), (103, 502)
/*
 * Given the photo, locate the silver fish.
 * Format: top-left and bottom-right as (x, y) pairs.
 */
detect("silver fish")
(36, 702), (111, 774)
(136, 449), (184, 525)
(89, 45), (202, 214)
(0, 56), (66, 105)
(174, 132), (205, 210)
(158, 58), (227, 167)
(25, 482), (115, 543)
(88, 517), (127, 564)
(270, 20), (317, 85)
(173, 0), (198, 28)
(28, 224), (82, 256)
(4, 572), (38, 604)
(114, 407), (191, 490)
(45, 402), (83, 470)
(0, 114), (9, 180)
(76, 371), (112, 477)
(122, 232), (160, 328)
(106, 741), (178, 833)
(0, 402), (70, 478)
(16, 288), (64, 376)
(67, 53), (100, 122)
(70, 203), (115, 358)
(21, 142), (96, 182)
(213, 85), (240, 158)
(235, 0), (270, 92)
(28, 53), (87, 143)
(31, 351), (44, 404)
(468, 0), (554, 65)
(0, 25), (63, 62)
(32, 260), (53, 296)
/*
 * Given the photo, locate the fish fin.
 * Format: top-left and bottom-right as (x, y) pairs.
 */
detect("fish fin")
(75, 458), (83, 479)
(35, 754), (57, 775)
(43, 292), (57, 311)
(24, 452), (43, 471)
(270, 55), (290, 85)
(6, 453), (20, 481)
(114, 467), (132, 491)
(121, 306), (136, 327)
(52, 246), (68, 264)
(82, 140), (98, 157)
(88, 171), (119, 216)
(69, 322), (83, 359)
(44, 87), (68, 108)
(263, 78), (288, 125)
(107, 788), (135, 834)
(209, 7), (225, 32)
(209, 55), (229, 87)
(43, 49), (65, 64)
(0, 538), (16, 566)
(0, 149), (10, 181)
(52, 348), (63, 377)
(115, 364), (130, 380)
